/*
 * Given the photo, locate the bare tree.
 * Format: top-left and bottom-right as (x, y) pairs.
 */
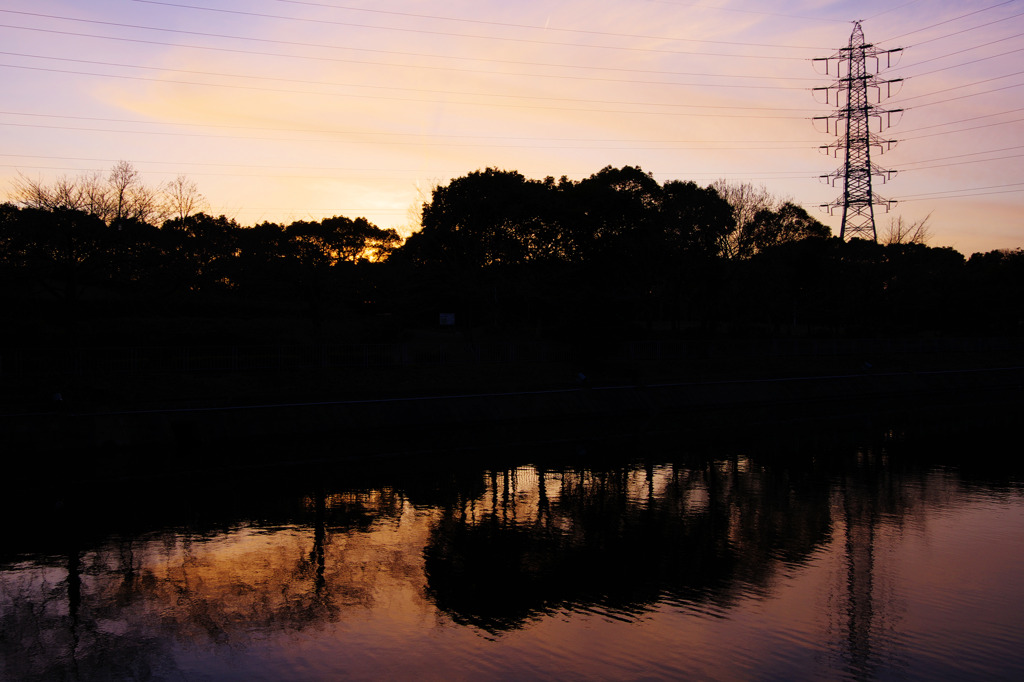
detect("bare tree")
(163, 174), (208, 222)
(881, 214), (932, 245)
(710, 179), (782, 258)
(10, 161), (167, 225)
(80, 171), (113, 221)
(107, 160), (138, 222)
(10, 172), (84, 212)
(108, 160), (165, 223)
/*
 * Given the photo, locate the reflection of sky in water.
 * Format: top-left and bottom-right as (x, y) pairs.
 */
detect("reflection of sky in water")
(2, 449), (1023, 680)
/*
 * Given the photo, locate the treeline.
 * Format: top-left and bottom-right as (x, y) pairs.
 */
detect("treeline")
(2, 164), (1022, 344)
(0, 204), (400, 331)
(395, 167), (1021, 337)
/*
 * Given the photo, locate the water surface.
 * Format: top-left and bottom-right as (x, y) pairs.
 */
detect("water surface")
(2, 410), (1022, 680)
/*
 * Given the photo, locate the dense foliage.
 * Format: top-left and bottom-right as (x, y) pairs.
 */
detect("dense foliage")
(2, 165), (1021, 346)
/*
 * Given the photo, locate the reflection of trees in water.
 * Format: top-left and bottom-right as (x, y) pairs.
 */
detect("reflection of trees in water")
(424, 454), (835, 633)
(2, 414), (1017, 678)
(0, 487), (415, 681)
(422, 420), (1005, 640)
(0, 547), (177, 681)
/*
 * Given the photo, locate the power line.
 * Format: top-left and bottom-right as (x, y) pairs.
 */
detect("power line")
(893, 70), (1024, 104)
(7, 151), (1018, 220)
(897, 188), (1024, 201)
(896, 181), (1024, 199)
(0, 50), (812, 100)
(0, 120), (820, 147)
(901, 152), (1024, 172)
(899, 107), (1024, 133)
(0, 63), (819, 119)
(905, 182), (1024, 197)
(898, 82), (1024, 111)
(0, 20), (824, 85)
(135, 0), (831, 51)
(3, 5), (1021, 234)
(0, 163), (441, 181)
(903, 9), (1024, 48)
(902, 116), (1024, 140)
(863, 0), (923, 22)
(252, 0), (834, 50)
(899, 144), (1024, 165)
(0, 7), (812, 62)
(895, 42), (1024, 79)
(880, 0), (1019, 43)
(0, 155), (436, 172)
(623, 0), (851, 24)
(1, 162), (821, 182)
(0, 116), (821, 145)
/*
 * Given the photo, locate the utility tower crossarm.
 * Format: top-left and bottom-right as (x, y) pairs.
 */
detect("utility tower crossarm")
(815, 22), (902, 241)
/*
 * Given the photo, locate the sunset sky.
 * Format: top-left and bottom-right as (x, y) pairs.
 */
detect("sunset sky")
(2, 0), (1021, 255)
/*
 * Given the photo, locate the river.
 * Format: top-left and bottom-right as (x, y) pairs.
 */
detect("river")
(1, 403), (1022, 680)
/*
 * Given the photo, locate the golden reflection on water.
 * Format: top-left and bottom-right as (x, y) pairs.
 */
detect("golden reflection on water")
(1, 445), (1023, 680)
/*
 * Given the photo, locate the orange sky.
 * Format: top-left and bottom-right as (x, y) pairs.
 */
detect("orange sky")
(1, 1), (1021, 255)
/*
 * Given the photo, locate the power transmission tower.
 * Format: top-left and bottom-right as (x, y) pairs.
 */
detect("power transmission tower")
(814, 22), (903, 241)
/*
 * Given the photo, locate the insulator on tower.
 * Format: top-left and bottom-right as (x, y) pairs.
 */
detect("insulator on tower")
(814, 22), (903, 241)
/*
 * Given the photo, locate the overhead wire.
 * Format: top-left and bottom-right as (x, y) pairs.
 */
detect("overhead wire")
(0, 7), (812, 62)
(133, 0), (831, 51)
(620, 0), (851, 24)
(879, 0), (1019, 43)
(896, 181), (1024, 198)
(901, 116), (1024, 141)
(1, 3), (1022, 228)
(886, 71), (1024, 104)
(0, 50), (813, 99)
(0, 63), (821, 118)
(894, 41), (1024, 79)
(0, 119), (821, 147)
(898, 144), (1024, 165)
(898, 82), (1024, 110)
(900, 152), (1024, 172)
(898, 106), (1024, 133)
(0, 20), (826, 84)
(900, 9), (1024, 48)
(1, 161), (820, 182)
(0, 113), (822, 145)
(896, 189), (1024, 202)
(3, 7), (1015, 94)
(863, 0), (923, 22)
(265, 0), (836, 49)
(14, 137), (1023, 183)
(887, 68), (1024, 113)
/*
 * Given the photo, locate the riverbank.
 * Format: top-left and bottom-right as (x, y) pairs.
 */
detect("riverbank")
(3, 350), (1022, 469)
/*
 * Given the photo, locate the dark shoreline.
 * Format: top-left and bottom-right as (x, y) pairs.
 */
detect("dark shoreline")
(5, 364), (1021, 463)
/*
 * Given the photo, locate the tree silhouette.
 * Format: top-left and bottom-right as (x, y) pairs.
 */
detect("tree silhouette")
(12, 162), (168, 226)
(164, 175), (208, 223)
(3, 160), (1018, 346)
(738, 202), (830, 258)
(710, 179), (781, 259)
(18, 207), (108, 311)
(415, 168), (558, 269)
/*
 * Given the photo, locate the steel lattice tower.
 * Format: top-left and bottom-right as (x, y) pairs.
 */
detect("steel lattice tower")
(814, 22), (902, 241)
